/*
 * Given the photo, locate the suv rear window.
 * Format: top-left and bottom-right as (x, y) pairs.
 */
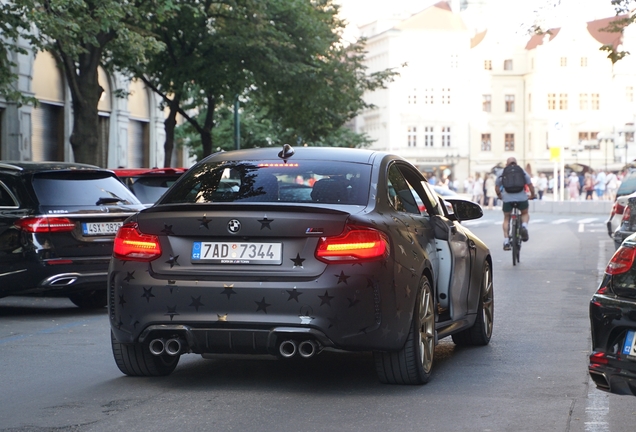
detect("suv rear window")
(161, 160), (371, 205)
(32, 172), (140, 206)
(129, 176), (180, 204)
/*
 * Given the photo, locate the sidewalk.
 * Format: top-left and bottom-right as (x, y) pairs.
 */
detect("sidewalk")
(529, 193), (613, 214)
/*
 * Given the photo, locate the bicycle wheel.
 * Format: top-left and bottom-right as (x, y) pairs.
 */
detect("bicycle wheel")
(511, 217), (519, 266)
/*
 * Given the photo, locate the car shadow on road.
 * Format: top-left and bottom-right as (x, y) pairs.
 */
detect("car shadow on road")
(0, 296), (106, 318)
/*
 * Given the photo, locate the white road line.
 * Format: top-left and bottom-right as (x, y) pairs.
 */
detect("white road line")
(579, 223), (584, 233)
(531, 219), (544, 224)
(552, 218), (572, 224)
(578, 218), (599, 224)
(584, 240), (611, 432)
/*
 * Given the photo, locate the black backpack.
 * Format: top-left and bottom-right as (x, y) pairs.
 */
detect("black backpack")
(501, 164), (526, 193)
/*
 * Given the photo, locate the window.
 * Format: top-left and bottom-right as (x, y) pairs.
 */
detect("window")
(424, 88), (434, 105)
(591, 93), (600, 110)
(484, 60), (492, 70)
(482, 94), (491, 112)
(424, 126), (434, 147)
(407, 126), (417, 147)
(450, 54), (459, 68)
(504, 59), (513, 71)
(627, 86), (634, 103)
(0, 182), (18, 207)
(578, 132), (589, 141)
(559, 93), (568, 110)
(481, 134), (491, 151)
(579, 93), (588, 110)
(505, 95), (515, 112)
(560, 57), (567, 67)
(442, 88), (451, 105)
(505, 133), (515, 151)
(579, 132), (600, 149)
(581, 57), (588, 67)
(626, 131), (635, 143)
(407, 89), (417, 105)
(441, 126), (451, 147)
(548, 93), (556, 110)
(387, 164), (421, 215)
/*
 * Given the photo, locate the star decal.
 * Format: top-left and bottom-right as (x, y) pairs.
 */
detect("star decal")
(290, 253), (305, 268)
(198, 214), (211, 229)
(347, 295), (361, 308)
(116, 318), (123, 329)
(217, 313), (228, 322)
(258, 217), (274, 230)
(318, 290), (335, 306)
(286, 289), (303, 302)
(396, 328), (405, 341)
(221, 284), (237, 299)
(399, 245), (406, 255)
(189, 296), (204, 311)
(123, 271), (135, 282)
(395, 307), (402, 318)
(411, 250), (419, 261)
(327, 315), (339, 329)
(129, 317), (140, 329)
(405, 285), (411, 298)
(141, 287), (155, 303)
(255, 297), (271, 313)
(165, 280), (177, 294)
(118, 295), (127, 307)
(161, 224), (174, 235)
(381, 325), (391, 337)
(366, 277), (375, 289)
(165, 305), (179, 321)
(165, 255), (180, 268)
(335, 271), (350, 285)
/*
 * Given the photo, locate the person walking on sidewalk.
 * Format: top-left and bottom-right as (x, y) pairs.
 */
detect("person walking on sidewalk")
(496, 157), (536, 251)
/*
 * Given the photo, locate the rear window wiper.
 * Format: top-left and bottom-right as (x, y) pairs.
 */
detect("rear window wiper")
(96, 196), (125, 205)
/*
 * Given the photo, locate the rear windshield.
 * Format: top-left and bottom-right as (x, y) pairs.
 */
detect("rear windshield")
(32, 172), (140, 206)
(129, 176), (180, 204)
(160, 160), (372, 205)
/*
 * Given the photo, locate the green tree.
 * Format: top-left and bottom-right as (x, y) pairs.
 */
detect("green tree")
(12, 0), (174, 165)
(0, 2), (35, 104)
(599, 0), (635, 63)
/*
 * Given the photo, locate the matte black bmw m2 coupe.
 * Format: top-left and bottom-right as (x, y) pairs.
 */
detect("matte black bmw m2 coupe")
(108, 146), (494, 384)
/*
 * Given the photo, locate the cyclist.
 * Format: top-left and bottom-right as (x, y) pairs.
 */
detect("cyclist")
(496, 157), (536, 251)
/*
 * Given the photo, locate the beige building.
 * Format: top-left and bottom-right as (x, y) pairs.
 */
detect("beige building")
(354, 0), (636, 185)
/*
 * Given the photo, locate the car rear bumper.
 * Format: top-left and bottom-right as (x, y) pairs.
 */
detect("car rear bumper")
(589, 362), (636, 396)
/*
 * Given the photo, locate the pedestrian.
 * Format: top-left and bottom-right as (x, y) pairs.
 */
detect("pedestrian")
(485, 173), (496, 210)
(567, 172), (580, 201)
(537, 173), (548, 200)
(606, 171), (619, 202)
(472, 173), (484, 205)
(595, 169), (606, 200)
(583, 172), (595, 200)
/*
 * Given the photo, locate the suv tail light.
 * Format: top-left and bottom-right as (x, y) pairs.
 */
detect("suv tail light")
(15, 217), (75, 233)
(315, 225), (389, 263)
(113, 222), (161, 261)
(614, 201), (625, 216)
(606, 245), (636, 275)
(622, 205), (631, 222)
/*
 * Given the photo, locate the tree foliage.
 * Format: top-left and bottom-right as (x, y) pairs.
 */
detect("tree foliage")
(0, 2), (36, 105)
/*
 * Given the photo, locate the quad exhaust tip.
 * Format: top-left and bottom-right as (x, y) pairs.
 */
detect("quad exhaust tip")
(279, 340), (297, 358)
(149, 338), (166, 356)
(298, 340), (318, 358)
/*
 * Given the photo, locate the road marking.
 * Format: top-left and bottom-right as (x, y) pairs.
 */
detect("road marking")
(584, 240), (611, 432)
(578, 218), (599, 224)
(579, 223), (585, 232)
(552, 218), (572, 224)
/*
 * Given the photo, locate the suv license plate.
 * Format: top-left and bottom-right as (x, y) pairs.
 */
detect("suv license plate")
(82, 222), (123, 236)
(192, 241), (282, 265)
(622, 330), (636, 359)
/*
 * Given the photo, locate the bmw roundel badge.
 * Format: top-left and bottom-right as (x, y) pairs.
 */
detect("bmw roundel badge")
(228, 219), (241, 233)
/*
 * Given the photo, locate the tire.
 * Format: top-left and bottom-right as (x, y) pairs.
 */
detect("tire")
(68, 289), (107, 309)
(111, 331), (179, 376)
(374, 276), (435, 385)
(452, 262), (494, 346)
(511, 218), (519, 266)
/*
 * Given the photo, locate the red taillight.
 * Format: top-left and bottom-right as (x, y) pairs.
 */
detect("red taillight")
(15, 217), (75, 233)
(589, 352), (609, 365)
(615, 202), (625, 215)
(622, 205), (631, 222)
(113, 222), (161, 261)
(315, 225), (388, 263)
(606, 245), (636, 275)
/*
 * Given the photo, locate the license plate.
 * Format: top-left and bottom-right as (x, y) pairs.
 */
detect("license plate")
(82, 222), (123, 236)
(192, 241), (282, 264)
(622, 330), (636, 359)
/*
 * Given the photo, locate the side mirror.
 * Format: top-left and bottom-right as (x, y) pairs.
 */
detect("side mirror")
(445, 198), (483, 221)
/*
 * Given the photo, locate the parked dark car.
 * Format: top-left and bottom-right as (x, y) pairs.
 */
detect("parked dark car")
(590, 232), (636, 395)
(112, 168), (187, 205)
(607, 170), (636, 248)
(108, 145), (493, 384)
(0, 162), (144, 308)
(610, 191), (636, 249)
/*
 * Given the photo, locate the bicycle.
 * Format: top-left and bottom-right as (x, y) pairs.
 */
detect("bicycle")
(509, 203), (522, 266)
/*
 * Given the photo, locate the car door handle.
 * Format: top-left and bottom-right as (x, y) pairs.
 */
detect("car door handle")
(468, 240), (476, 249)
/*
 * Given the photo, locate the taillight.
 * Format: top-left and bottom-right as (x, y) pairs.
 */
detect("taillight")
(113, 222), (161, 261)
(615, 202), (625, 215)
(606, 245), (636, 275)
(15, 217), (75, 233)
(622, 205), (631, 222)
(315, 225), (388, 263)
(589, 352), (609, 365)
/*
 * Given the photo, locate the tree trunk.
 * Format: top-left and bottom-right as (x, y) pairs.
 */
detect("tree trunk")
(201, 94), (215, 157)
(163, 95), (181, 167)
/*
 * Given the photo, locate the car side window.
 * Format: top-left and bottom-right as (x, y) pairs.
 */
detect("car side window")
(387, 164), (421, 215)
(0, 181), (18, 208)
(393, 164), (441, 217)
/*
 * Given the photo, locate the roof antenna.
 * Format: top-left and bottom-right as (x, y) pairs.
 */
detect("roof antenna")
(278, 144), (294, 159)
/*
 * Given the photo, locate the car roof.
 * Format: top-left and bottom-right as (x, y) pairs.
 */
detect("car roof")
(200, 146), (381, 164)
(0, 161), (103, 174)
(111, 167), (188, 177)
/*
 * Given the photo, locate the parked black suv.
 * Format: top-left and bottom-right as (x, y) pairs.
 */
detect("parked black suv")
(0, 162), (144, 308)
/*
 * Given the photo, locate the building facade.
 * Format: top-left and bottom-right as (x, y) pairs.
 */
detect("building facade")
(354, 1), (636, 185)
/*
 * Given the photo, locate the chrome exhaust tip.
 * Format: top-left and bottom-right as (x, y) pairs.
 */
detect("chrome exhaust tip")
(165, 338), (184, 356)
(149, 338), (166, 356)
(279, 340), (297, 358)
(298, 340), (319, 359)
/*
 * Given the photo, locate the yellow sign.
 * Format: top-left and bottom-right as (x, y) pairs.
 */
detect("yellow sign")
(550, 147), (561, 162)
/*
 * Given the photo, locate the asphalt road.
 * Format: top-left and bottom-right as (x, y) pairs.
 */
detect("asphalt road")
(1, 210), (634, 432)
